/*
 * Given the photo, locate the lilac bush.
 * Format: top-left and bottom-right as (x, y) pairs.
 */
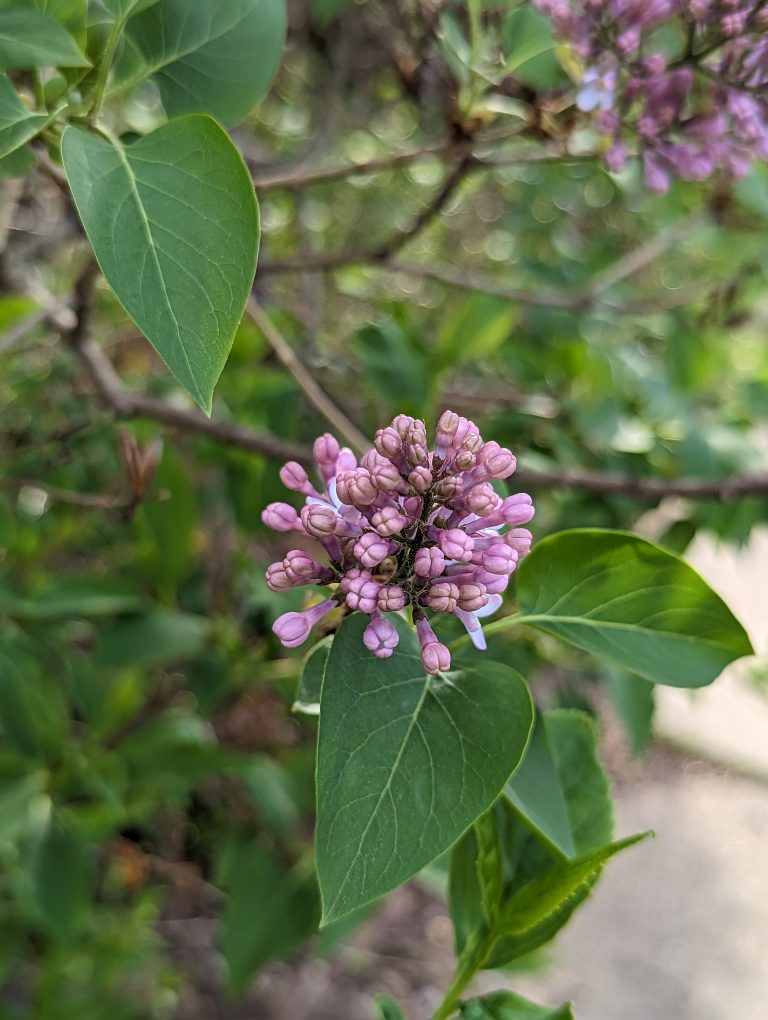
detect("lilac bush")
(534, 0), (768, 191)
(263, 412), (535, 674)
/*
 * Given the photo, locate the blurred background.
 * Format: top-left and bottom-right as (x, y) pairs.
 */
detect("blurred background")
(1, 1), (767, 1017)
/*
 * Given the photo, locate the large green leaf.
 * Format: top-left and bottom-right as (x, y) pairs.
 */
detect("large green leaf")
(102, 0), (160, 17)
(316, 615), (533, 924)
(61, 117), (259, 411)
(32, 814), (90, 944)
(113, 0), (286, 125)
(0, 74), (50, 159)
(461, 991), (574, 1020)
(0, 5), (88, 68)
(516, 529), (753, 687)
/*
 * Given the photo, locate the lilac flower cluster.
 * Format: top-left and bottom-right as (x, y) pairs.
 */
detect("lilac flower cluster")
(263, 412), (534, 675)
(534, 0), (768, 191)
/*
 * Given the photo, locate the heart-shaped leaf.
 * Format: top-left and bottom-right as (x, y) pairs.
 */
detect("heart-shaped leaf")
(112, 0), (286, 126)
(61, 116), (259, 411)
(316, 614), (533, 924)
(516, 529), (753, 687)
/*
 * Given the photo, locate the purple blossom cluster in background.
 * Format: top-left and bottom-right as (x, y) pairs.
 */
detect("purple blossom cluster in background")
(262, 412), (534, 675)
(534, 0), (768, 191)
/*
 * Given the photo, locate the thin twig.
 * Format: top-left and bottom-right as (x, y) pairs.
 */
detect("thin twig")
(246, 297), (369, 454)
(0, 476), (133, 510)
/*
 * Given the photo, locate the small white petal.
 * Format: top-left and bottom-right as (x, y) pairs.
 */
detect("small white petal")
(475, 594), (503, 619)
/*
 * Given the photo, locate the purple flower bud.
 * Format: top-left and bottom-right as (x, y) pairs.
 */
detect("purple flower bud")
(313, 433), (341, 482)
(477, 442), (517, 480)
(337, 447), (357, 472)
(374, 427), (403, 463)
(504, 528), (533, 557)
(425, 581), (460, 614)
(262, 502), (301, 532)
(378, 585), (407, 612)
(416, 618), (451, 674)
(353, 532), (392, 568)
(409, 466), (432, 494)
(372, 506), (408, 536)
(336, 468), (378, 506)
(344, 573), (380, 613)
(266, 563), (293, 591)
(273, 597), (337, 648)
(403, 496), (422, 519)
(464, 483), (499, 517)
(283, 549), (324, 582)
(363, 615), (400, 658)
(405, 422), (429, 467)
(369, 457), (407, 494)
(438, 528), (474, 561)
(435, 410), (460, 457)
(458, 583), (489, 612)
(391, 414), (415, 440)
(279, 461), (315, 496)
(437, 475), (462, 498)
(454, 449), (477, 471)
(414, 546), (446, 578)
(474, 542), (518, 576)
(301, 504), (338, 539)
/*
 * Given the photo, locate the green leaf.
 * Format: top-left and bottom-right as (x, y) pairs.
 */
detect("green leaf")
(516, 529), (753, 688)
(135, 445), (198, 593)
(316, 615), (533, 924)
(61, 117), (260, 411)
(217, 840), (318, 989)
(0, 5), (89, 68)
(114, 0), (286, 126)
(484, 833), (649, 967)
(506, 712), (575, 859)
(602, 665), (655, 755)
(0, 576), (145, 619)
(461, 990), (574, 1020)
(93, 610), (210, 669)
(292, 635), (332, 716)
(356, 323), (431, 418)
(435, 295), (517, 372)
(0, 142), (35, 176)
(102, 0), (160, 17)
(32, 814), (90, 944)
(374, 996), (407, 1020)
(31, 0), (87, 42)
(507, 710), (613, 859)
(0, 74), (50, 159)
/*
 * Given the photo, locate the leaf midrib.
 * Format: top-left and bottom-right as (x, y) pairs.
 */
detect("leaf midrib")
(106, 132), (202, 405)
(521, 613), (744, 651)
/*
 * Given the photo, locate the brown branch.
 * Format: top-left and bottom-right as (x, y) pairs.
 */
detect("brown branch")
(246, 297), (369, 454)
(515, 467), (768, 500)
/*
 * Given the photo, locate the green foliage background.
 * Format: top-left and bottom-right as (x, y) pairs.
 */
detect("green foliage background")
(0, 0), (765, 1015)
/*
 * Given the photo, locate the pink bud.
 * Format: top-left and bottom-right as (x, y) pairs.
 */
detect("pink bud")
(279, 461), (314, 495)
(504, 528), (532, 557)
(313, 433), (341, 481)
(363, 615), (400, 658)
(425, 581), (460, 614)
(414, 546), (445, 578)
(353, 532), (392, 568)
(372, 506), (408, 536)
(454, 449), (477, 471)
(369, 458), (406, 494)
(464, 483), (499, 517)
(435, 410), (460, 457)
(344, 573), (380, 613)
(416, 618), (451, 674)
(476, 542), (517, 576)
(301, 504), (338, 539)
(439, 528), (474, 561)
(378, 585), (407, 612)
(266, 563), (293, 591)
(478, 442), (516, 480)
(458, 583), (489, 612)
(437, 475), (462, 498)
(374, 427), (402, 462)
(283, 549), (321, 581)
(501, 493), (534, 525)
(405, 422), (429, 467)
(273, 597), (337, 648)
(391, 414), (415, 440)
(262, 502), (300, 532)
(408, 466), (432, 493)
(336, 468), (378, 506)
(337, 447), (357, 471)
